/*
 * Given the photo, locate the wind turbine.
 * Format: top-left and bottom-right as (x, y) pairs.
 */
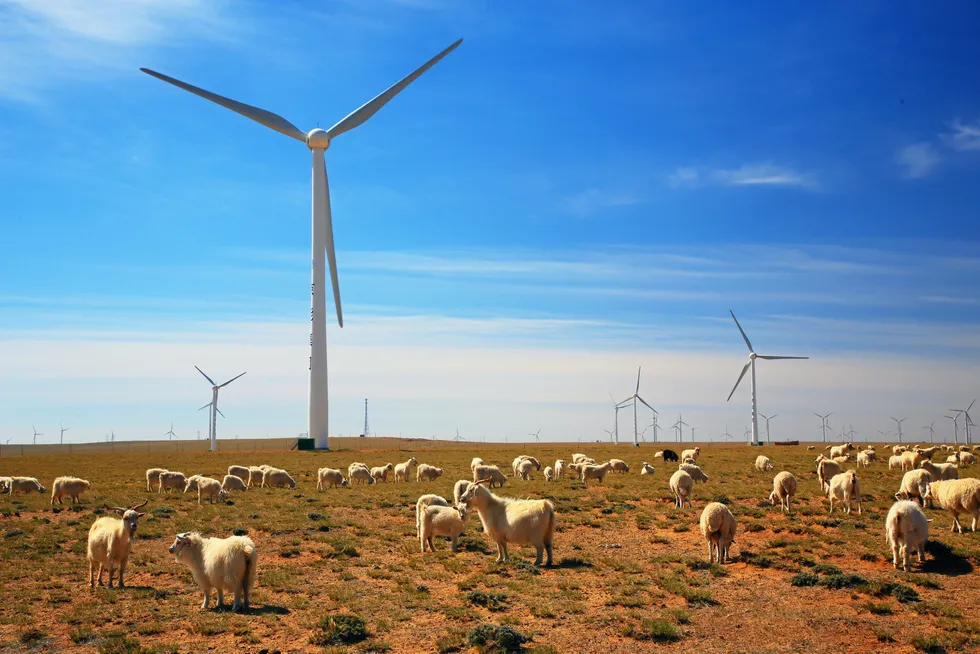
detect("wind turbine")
(945, 414), (959, 445)
(31, 426), (42, 445)
(743, 425), (751, 443)
(165, 422), (177, 441)
(617, 367), (657, 447)
(196, 366), (246, 452)
(726, 311), (808, 446)
(671, 414), (689, 442)
(142, 41), (462, 451)
(453, 429), (465, 442)
(603, 428), (615, 443)
(815, 412), (832, 443)
(922, 422), (936, 443)
(950, 400), (975, 445)
(608, 392), (631, 445)
(891, 416), (907, 444)
(759, 413), (777, 445)
(59, 422), (69, 445)
(528, 429), (542, 443)
(721, 425), (733, 442)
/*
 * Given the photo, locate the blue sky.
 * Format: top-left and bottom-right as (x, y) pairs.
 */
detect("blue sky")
(1, 0), (978, 445)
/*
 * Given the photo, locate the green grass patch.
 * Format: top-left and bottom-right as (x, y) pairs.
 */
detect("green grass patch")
(309, 613), (368, 646)
(621, 618), (681, 643)
(468, 623), (529, 653)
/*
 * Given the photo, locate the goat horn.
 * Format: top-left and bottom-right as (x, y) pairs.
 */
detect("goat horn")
(130, 499), (149, 511)
(474, 478), (490, 486)
(103, 503), (127, 513)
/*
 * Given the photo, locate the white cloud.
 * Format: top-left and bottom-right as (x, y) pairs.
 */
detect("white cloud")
(942, 119), (980, 152)
(668, 167), (700, 188)
(560, 188), (642, 217)
(668, 163), (816, 189)
(897, 142), (941, 179)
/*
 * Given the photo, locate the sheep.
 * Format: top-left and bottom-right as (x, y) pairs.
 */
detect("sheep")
(554, 459), (566, 480)
(924, 478), (980, 533)
(247, 467), (265, 488)
(816, 456), (841, 493)
(892, 445), (908, 454)
(458, 479), (556, 566)
(158, 471), (187, 493)
(227, 465), (250, 484)
(419, 504), (470, 552)
(169, 531), (258, 613)
(608, 459), (629, 474)
(0, 477), (9, 493)
(470, 458), (484, 473)
(920, 460), (958, 481)
(700, 502), (737, 564)
(6, 476), (46, 495)
(580, 462), (613, 484)
(184, 475), (205, 493)
(915, 446), (939, 460)
(829, 443), (854, 458)
(472, 464), (507, 488)
(654, 451), (664, 459)
(885, 500), (930, 572)
(317, 467), (347, 490)
(755, 455), (774, 472)
(370, 463), (394, 483)
(662, 449), (679, 462)
(565, 462), (584, 478)
(901, 450), (922, 472)
(453, 480), (472, 504)
(946, 454), (959, 464)
(415, 493), (449, 536)
(640, 462), (655, 475)
(827, 470), (862, 515)
(682, 456), (697, 465)
(347, 462), (370, 478)
(145, 468), (168, 492)
(87, 500), (147, 588)
(856, 451), (874, 468)
(888, 455), (904, 471)
(50, 476), (91, 505)
(516, 459), (535, 481)
(571, 453), (589, 464)
(262, 468), (295, 489)
(895, 469), (932, 507)
(807, 445), (816, 451)
(222, 475), (248, 493)
(832, 455), (851, 466)
(393, 457), (418, 482)
(958, 452), (976, 467)
(543, 466), (554, 481)
(417, 464), (444, 482)
(681, 447), (701, 461)
(769, 471), (798, 513)
(512, 456), (541, 476)
(959, 446), (972, 452)
(197, 477), (228, 504)
(679, 463), (709, 483)
(670, 470), (694, 508)
(348, 466), (375, 486)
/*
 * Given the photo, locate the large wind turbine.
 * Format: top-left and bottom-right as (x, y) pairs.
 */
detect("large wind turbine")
(142, 40), (463, 450)
(196, 367), (246, 452)
(950, 400), (975, 445)
(891, 416), (907, 444)
(726, 311), (808, 446)
(617, 367), (657, 447)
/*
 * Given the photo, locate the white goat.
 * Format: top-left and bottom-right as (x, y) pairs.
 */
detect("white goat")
(393, 457), (418, 482)
(554, 459), (566, 480)
(755, 455), (774, 472)
(640, 462), (655, 475)
(924, 478), (980, 533)
(317, 468), (347, 490)
(458, 479), (556, 566)
(158, 471), (186, 493)
(416, 464), (444, 482)
(472, 465), (507, 488)
(419, 504), (470, 552)
(349, 466), (374, 486)
(516, 459), (535, 481)
(608, 459), (629, 474)
(51, 476), (91, 505)
(221, 475), (248, 493)
(145, 468), (168, 492)
(169, 532), (258, 613)
(6, 476), (46, 495)
(227, 465), (250, 483)
(197, 478), (228, 504)
(885, 500), (930, 572)
(680, 447), (701, 461)
(543, 466), (554, 482)
(371, 463), (394, 483)
(415, 493), (449, 536)
(581, 462), (613, 484)
(827, 470), (862, 515)
(262, 468), (295, 489)
(87, 500), (147, 588)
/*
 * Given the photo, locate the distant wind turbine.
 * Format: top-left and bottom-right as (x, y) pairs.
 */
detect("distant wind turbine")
(945, 414), (960, 445)
(759, 413), (777, 445)
(617, 367), (657, 447)
(528, 428), (542, 443)
(726, 311), (808, 445)
(950, 400), (975, 445)
(721, 425), (733, 442)
(165, 422), (177, 441)
(196, 366), (246, 452)
(453, 429), (465, 442)
(59, 422), (69, 445)
(671, 414), (689, 443)
(891, 416), (907, 444)
(815, 412), (832, 443)
(922, 422), (936, 443)
(31, 426), (42, 445)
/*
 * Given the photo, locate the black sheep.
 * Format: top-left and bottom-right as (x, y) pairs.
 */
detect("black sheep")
(662, 449), (679, 462)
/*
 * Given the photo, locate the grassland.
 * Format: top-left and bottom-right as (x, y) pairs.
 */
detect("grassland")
(1, 442), (979, 653)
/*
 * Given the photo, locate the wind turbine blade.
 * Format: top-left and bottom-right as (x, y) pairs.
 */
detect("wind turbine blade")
(771, 414), (778, 420)
(636, 396), (658, 413)
(635, 366), (641, 394)
(756, 355), (809, 360)
(325, 39), (462, 140)
(140, 68), (307, 142)
(315, 151), (344, 327)
(215, 407), (226, 419)
(199, 402), (212, 411)
(729, 310), (753, 352)
(726, 362), (751, 402)
(195, 366), (216, 386)
(607, 392), (617, 406)
(968, 399), (976, 412)
(219, 371), (247, 388)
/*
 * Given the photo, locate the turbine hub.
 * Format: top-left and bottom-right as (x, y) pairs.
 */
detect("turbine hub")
(749, 352), (757, 360)
(306, 128), (330, 150)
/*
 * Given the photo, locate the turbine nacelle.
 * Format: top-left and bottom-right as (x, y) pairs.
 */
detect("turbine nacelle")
(306, 128), (331, 150)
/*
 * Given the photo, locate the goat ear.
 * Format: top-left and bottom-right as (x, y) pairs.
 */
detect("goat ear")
(135, 512), (147, 518)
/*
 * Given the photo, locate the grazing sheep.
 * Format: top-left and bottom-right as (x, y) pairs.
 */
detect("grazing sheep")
(419, 504), (470, 552)
(169, 532), (258, 613)
(512, 456), (541, 476)
(516, 459), (535, 481)
(393, 457), (418, 483)
(888, 455), (904, 471)
(901, 450), (922, 472)
(565, 462), (584, 479)
(227, 466), (250, 484)
(640, 462), (655, 475)
(184, 475), (204, 493)
(554, 459), (566, 480)
(920, 460), (958, 481)
(349, 466), (375, 486)
(580, 462), (612, 484)
(662, 449), (679, 462)
(681, 447), (701, 461)
(915, 446), (939, 460)
(700, 502), (737, 564)
(816, 456), (841, 493)
(470, 458), (484, 473)
(827, 470), (862, 515)
(247, 467), (265, 488)
(197, 478), (228, 504)
(158, 471), (187, 493)
(654, 451), (664, 459)
(682, 456), (697, 465)
(87, 500), (147, 588)
(608, 459), (629, 474)
(370, 463), (394, 483)
(895, 469), (933, 507)
(457, 479), (556, 566)
(958, 452), (976, 467)
(51, 476), (91, 505)
(145, 468), (168, 492)
(885, 500), (930, 572)
(415, 493), (449, 536)
(807, 445), (816, 451)
(543, 466), (554, 481)
(829, 443), (854, 458)
(571, 453), (589, 464)
(832, 455), (851, 466)
(856, 451), (874, 468)
(670, 470), (694, 508)
(946, 454), (959, 464)
(317, 468), (347, 490)
(472, 464), (507, 488)
(6, 476), (46, 495)
(679, 463), (709, 483)
(347, 462), (369, 478)
(453, 480), (472, 504)
(769, 471), (798, 513)
(924, 478), (980, 533)
(755, 455), (774, 472)
(417, 464), (444, 482)
(893, 445), (908, 454)
(222, 475), (248, 493)
(262, 468), (296, 489)
(960, 446), (972, 452)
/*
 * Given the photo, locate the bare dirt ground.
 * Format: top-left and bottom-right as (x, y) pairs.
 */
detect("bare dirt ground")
(1, 441), (978, 653)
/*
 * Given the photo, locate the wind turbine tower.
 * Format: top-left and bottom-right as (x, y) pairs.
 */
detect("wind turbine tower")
(31, 426), (42, 445)
(759, 413), (777, 445)
(945, 414), (960, 445)
(950, 400), (975, 445)
(923, 422), (936, 443)
(815, 412), (832, 443)
(726, 311), (808, 446)
(165, 423), (177, 441)
(528, 429), (542, 443)
(672, 414), (689, 442)
(361, 399), (369, 438)
(891, 416), (907, 444)
(59, 423), (69, 445)
(617, 367), (657, 447)
(196, 366), (246, 452)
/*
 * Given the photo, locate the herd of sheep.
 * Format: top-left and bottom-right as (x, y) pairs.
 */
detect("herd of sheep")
(3, 440), (980, 615)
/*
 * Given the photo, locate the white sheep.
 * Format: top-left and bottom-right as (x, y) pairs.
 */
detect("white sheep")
(470, 458), (484, 472)
(227, 465), (250, 483)
(670, 470), (694, 508)
(769, 471), (797, 513)
(197, 478), (228, 504)
(262, 468), (295, 489)
(682, 456), (697, 465)
(349, 466), (375, 486)
(516, 459), (535, 481)
(393, 457), (418, 482)
(453, 480), (472, 504)
(87, 500), (147, 588)
(222, 475), (248, 493)
(827, 470), (862, 515)
(816, 455), (841, 493)
(920, 460), (958, 481)
(317, 468), (347, 490)
(654, 450), (664, 459)
(416, 493), (449, 535)
(457, 479), (556, 566)
(543, 466), (554, 481)
(512, 455), (541, 477)
(901, 450), (922, 471)
(5, 476), (46, 495)
(571, 453), (589, 464)
(472, 464), (507, 488)
(145, 468), (168, 492)
(347, 462), (370, 478)
(885, 500), (930, 572)
(370, 463), (394, 483)
(832, 455), (851, 466)
(915, 446), (939, 460)
(419, 504), (470, 552)
(958, 451), (976, 467)
(169, 531), (258, 613)
(184, 475), (204, 493)
(247, 467), (265, 488)
(640, 462), (655, 475)
(581, 462), (612, 484)
(158, 471), (187, 493)
(416, 464), (444, 482)
(755, 455), (774, 472)
(699, 502), (736, 564)
(924, 478), (980, 533)
(893, 445), (908, 454)
(829, 443), (854, 458)
(678, 463), (709, 483)
(807, 445), (816, 451)
(50, 476), (91, 505)
(565, 462), (583, 479)
(895, 469), (932, 507)
(554, 459), (566, 480)
(888, 455), (904, 471)
(681, 447), (701, 461)
(856, 451), (874, 468)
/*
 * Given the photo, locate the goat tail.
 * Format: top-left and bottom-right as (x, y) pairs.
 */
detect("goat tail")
(543, 500), (557, 543)
(244, 543), (259, 593)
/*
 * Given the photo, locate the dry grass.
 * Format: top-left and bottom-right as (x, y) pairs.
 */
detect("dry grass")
(1, 442), (979, 652)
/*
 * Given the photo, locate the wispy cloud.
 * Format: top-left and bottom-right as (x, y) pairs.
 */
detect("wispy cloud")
(669, 163), (816, 189)
(897, 142), (941, 179)
(941, 119), (980, 152)
(559, 188), (643, 217)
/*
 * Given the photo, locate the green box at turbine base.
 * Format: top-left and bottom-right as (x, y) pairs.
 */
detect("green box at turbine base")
(297, 437), (316, 451)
